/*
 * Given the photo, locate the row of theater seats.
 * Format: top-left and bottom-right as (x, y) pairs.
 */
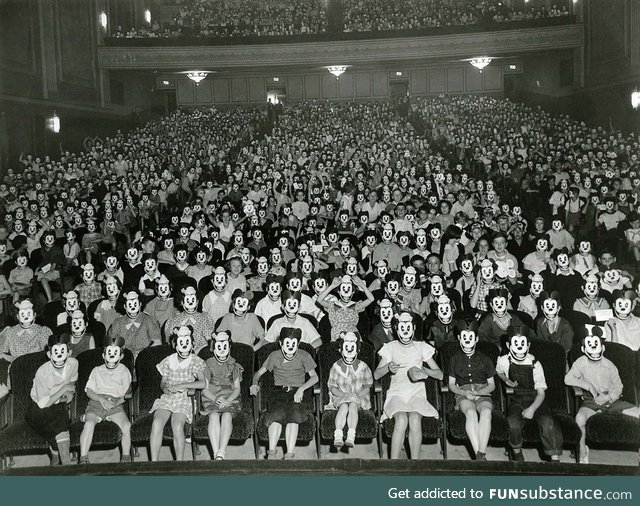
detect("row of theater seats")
(1, 338), (639, 466)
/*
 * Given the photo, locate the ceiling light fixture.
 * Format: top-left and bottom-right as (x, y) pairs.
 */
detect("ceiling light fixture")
(469, 57), (492, 71)
(186, 71), (209, 85)
(326, 65), (350, 80)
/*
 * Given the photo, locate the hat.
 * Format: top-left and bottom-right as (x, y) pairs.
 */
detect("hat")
(104, 276), (119, 285)
(63, 291), (78, 301)
(214, 266), (226, 275)
(156, 274), (170, 285)
(70, 310), (85, 319)
(81, 263), (94, 271)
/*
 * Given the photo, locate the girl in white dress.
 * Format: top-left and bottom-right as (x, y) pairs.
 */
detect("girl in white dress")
(374, 311), (443, 459)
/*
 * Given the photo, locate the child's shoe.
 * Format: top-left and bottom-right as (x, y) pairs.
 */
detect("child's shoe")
(512, 450), (525, 462)
(215, 450), (225, 460)
(475, 452), (487, 461)
(265, 449), (278, 460)
(79, 456), (90, 465)
(283, 452), (295, 459)
(120, 455), (132, 463)
(333, 429), (344, 448)
(345, 428), (356, 448)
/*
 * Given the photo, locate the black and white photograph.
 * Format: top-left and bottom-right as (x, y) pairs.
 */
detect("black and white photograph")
(0, 0), (639, 488)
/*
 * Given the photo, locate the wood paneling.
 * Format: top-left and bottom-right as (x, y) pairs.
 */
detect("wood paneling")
(355, 72), (371, 97)
(195, 80), (213, 103)
(429, 68), (446, 93)
(372, 71), (388, 96)
(249, 77), (265, 102)
(465, 67), (483, 92)
(213, 79), (229, 103)
(230, 77), (247, 102)
(338, 73), (355, 98)
(287, 76), (304, 100)
(483, 65), (503, 91)
(447, 67), (465, 92)
(304, 75), (321, 99)
(321, 73), (337, 98)
(177, 79), (195, 104)
(410, 69), (428, 95)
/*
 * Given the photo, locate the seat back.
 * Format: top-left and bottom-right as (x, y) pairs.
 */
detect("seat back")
(603, 342), (638, 405)
(8, 351), (49, 422)
(529, 340), (570, 413)
(198, 343), (254, 412)
(75, 348), (134, 417)
(134, 345), (174, 415)
(317, 341), (375, 410)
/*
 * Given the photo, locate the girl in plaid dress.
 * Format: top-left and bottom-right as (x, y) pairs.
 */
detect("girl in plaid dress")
(325, 332), (373, 449)
(149, 325), (206, 461)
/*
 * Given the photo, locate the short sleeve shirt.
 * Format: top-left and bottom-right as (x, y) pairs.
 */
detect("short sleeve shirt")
(263, 349), (316, 387)
(449, 349), (495, 387)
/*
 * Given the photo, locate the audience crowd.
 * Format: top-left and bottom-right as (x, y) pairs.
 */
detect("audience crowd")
(110, 0), (572, 39)
(0, 92), (639, 465)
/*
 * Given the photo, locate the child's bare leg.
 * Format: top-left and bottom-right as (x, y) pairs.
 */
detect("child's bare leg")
(391, 412), (408, 459)
(79, 413), (99, 459)
(333, 403), (349, 444)
(40, 279), (53, 302)
(478, 406), (492, 454)
(284, 423), (299, 456)
(267, 422), (283, 452)
(218, 413), (233, 457)
(575, 406), (595, 457)
(170, 412), (187, 461)
(207, 412), (221, 457)
(459, 400), (479, 453)
(407, 412), (422, 460)
(621, 406), (640, 418)
(345, 402), (359, 446)
(110, 412), (132, 457)
(150, 409), (171, 461)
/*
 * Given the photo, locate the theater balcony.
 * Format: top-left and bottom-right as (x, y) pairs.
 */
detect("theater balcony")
(98, 18), (583, 70)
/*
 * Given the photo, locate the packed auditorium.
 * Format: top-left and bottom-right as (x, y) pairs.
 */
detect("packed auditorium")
(0, 0), (639, 477)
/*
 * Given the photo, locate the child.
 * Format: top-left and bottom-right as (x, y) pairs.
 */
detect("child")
(25, 332), (78, 466)
(374, 311), (443, 460)
(201, 331), (243, 460)
(496, 327), (563, 462)
(9, 251), (33, 303)
(624, 211), (640, 262)
(325, 332), (373, 449)
(149, 325), (206, 461)
(250, 327), (319, 460)
(447, 321), (495, 461)
(79, 335), (132, 464)
(564, 328), (640, 464)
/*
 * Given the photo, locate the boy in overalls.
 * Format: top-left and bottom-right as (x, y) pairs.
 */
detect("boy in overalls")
(496, 326), (563, 462)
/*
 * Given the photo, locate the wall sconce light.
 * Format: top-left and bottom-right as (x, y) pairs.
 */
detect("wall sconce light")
(50, 112), (60, 134)
(632, 89), (640, 110)
(144, 9), (151, 24)
(99, 11), (107, 30)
